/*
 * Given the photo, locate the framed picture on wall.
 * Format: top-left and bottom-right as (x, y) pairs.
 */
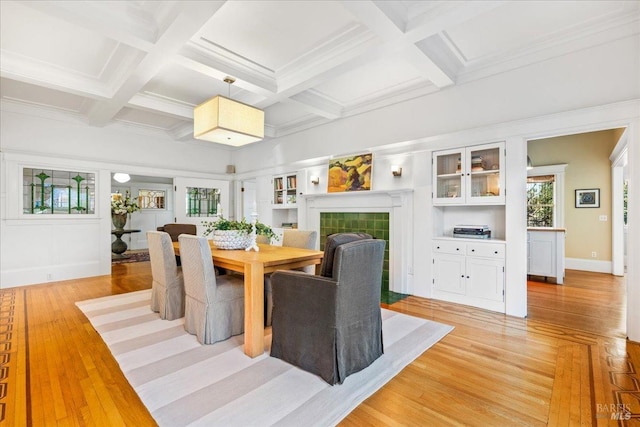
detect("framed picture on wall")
(575, 188), (600, 208)
(327, 152), (372, 193)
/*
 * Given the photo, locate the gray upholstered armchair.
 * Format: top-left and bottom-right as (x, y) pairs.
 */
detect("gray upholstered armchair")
(270, 233), (385, 385)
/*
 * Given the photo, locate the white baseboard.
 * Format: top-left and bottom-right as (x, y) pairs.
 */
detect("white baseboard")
(0, 261), (104, 288)
(565, 258), (611, 274)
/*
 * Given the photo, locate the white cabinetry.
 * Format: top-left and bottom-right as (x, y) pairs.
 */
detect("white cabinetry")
(432, 238), (505, 312)
(433, 142), (505, 205)
(527, 228), (565, 284)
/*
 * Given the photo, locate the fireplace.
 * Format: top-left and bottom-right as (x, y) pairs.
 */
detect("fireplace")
(300, 189), (414, 299)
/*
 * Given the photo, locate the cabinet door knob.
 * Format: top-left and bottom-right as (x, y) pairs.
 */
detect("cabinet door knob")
(456, 248), (460, 251)
(494, 251), (498, 254)
(461, 275), (464, 278)
(436, 246), (440, 249)
(466, 276), (470, 279)
(471, 249), (475, 252)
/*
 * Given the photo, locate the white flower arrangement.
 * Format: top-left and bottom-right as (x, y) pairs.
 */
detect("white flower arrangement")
(111, 195), (140, 215)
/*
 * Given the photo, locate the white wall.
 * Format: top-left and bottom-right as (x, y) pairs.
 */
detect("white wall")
(0, 108), (234, 288)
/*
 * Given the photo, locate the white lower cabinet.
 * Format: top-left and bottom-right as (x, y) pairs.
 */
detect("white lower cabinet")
(432, 238), (505, 313)
(527, 229), (565, 284)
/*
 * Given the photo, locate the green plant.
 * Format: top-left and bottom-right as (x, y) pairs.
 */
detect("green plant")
(202, 216), (278, 241)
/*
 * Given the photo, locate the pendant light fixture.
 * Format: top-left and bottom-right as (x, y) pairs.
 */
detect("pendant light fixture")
(113, 173), (130, 183)
(193, 77), (265, 147)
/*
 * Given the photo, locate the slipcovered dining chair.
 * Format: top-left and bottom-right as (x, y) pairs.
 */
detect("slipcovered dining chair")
(147, 231), (185, 320)
(264, 229), (318, 326)
(178, 234), (245, 344)
(270, 233), (385, 385)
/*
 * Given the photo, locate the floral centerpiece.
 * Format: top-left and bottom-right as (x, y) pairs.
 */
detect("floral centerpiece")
(111, 193), (140, 230)
(202, 216), (277, 250)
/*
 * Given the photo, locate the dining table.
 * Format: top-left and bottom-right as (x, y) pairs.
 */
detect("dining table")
(173, 241), (324, 358)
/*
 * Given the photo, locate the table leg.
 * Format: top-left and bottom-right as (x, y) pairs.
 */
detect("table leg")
(243, 261), (265, 358)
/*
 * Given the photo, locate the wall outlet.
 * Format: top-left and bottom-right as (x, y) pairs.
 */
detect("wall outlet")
(591, 252), (597, 258)
(47, 273), (53, 280)
(599, 215), (608, 221)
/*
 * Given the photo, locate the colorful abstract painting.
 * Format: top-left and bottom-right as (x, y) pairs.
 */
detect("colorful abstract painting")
(327, 153), (372, 193)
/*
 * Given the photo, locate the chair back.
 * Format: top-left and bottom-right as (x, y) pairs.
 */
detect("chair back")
(319, 232), (372, 277)
(147, 231), (180, 287)
(158, 223), (197, 242)
(178, 234), (218, 303)
(333, 239), (386, 318)
(283, 229), (317, 249)
(283, 229), (318, 274)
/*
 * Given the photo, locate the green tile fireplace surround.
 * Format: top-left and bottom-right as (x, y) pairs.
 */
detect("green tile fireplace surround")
(319, 212), (407, 304)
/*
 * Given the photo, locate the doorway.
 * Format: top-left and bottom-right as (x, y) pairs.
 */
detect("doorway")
(527, 128), (626, 275)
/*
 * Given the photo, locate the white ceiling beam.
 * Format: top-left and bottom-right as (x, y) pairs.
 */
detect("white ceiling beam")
(0, 51), (111, 99)
(128, 93), (193, 119)
(288, 91), (343, 120)
(176, 44), (277, 95)
(21, 1), (158, 52)
(87, 2), (225, 127)
(340, 0), (455, 88)
(404, 1), (504, 43)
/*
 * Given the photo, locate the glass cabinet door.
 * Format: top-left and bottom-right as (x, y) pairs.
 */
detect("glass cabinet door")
(433, 142), (505, 205)
(467, 144), (504, 204)
(434, 148), (465, 204)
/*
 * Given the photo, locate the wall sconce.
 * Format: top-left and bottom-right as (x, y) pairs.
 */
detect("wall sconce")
(310, 175), (320, 185)
(391, 165), (402, 177)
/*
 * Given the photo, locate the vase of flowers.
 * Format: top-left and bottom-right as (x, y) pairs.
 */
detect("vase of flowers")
(202, 216), (277, 250)
(111, 192), (140, 231)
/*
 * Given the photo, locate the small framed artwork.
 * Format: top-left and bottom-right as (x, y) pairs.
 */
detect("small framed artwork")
(575, 188), (600, 208)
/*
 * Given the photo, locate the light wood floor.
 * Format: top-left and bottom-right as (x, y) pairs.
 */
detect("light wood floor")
(1, 264), (638, 426)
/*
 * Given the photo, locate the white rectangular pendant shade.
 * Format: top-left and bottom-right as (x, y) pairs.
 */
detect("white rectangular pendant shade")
(194, 96), (264, 147)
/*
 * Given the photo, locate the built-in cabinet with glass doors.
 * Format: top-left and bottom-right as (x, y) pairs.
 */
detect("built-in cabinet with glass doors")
(433, 142), (505, 205)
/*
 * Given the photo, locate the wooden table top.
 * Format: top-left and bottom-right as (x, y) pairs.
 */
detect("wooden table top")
(172, 241), (324, 273)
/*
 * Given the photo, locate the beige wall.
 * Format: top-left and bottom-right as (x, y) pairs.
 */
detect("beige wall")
(528, 130), (621, 261)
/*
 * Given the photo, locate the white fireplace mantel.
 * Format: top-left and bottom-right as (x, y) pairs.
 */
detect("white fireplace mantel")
(299, 189), (414, 295)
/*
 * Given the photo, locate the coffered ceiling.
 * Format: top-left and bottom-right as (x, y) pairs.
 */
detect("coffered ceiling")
(1, 1), (638, 148)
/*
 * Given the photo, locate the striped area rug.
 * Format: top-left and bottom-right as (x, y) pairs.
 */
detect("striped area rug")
(76, 289), (453, 427)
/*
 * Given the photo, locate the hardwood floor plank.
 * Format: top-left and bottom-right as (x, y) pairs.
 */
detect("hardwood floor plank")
(1, 264), (638, 426)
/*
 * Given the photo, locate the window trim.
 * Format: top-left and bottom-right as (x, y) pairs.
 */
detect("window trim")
(527, 164), (568, 228)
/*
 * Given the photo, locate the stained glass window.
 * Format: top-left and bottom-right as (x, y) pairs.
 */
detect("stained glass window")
(23, 168), (95, 214)
(186, 187), (220, 217)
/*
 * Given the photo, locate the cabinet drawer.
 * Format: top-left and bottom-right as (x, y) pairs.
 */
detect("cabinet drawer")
(467, 242), (505, 259)
(433, 240), (465, 255)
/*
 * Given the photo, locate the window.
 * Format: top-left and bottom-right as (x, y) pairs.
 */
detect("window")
(186, 187), (220, 217)
(137, 189), (165, 209)
(23, 167), (95, 214)
(527, 175), (555, 227)
(624, 180), (628, 226)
